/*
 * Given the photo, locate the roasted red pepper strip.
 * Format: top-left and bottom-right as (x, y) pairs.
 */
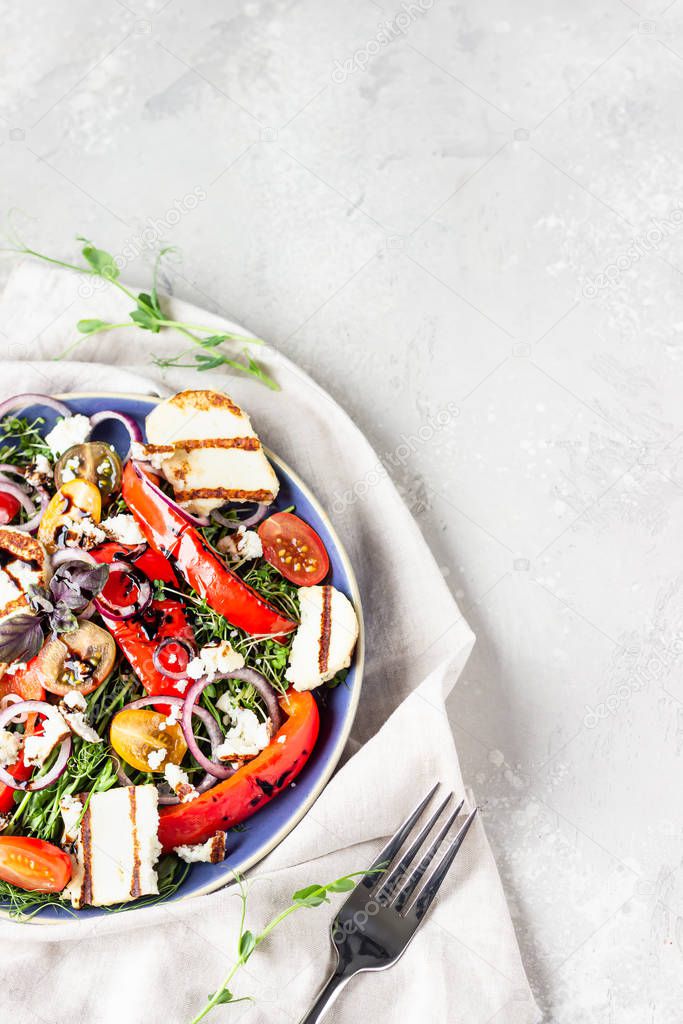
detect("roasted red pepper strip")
(122, 462), (297, 640)
(0, 756), (33, 815)
(91, 542), (195, 700)
(158, 689), (319, 851)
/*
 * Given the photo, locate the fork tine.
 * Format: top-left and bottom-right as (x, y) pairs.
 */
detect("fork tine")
(410, 806), (478, 920)
(376, 793), (459, 903)
(359, 783), (440, 890)
(391, 798), (465, 912)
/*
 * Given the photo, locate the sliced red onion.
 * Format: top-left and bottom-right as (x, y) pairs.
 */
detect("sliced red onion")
(211, 503), (268, 532)
(0, 480), (47, 533)
(0, 464), (28, 478)
(0, 694), (28, 725)
(115, 695), (223, 803)
(94, 560), (152, 620)
(0, 700), (72, 792)
(222, 668), (284, 732)
(153, 637), (196, 680)
(50, 548), (97, 570)
(0, 393), (70, 420)
(131, 462), (210, 527)
(89, 410), (142, 459)
(181, 677), (236, 780)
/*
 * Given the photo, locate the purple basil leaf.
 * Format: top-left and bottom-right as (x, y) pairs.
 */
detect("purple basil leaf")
(28, 585), (54, 615)
(49, 576), (86, 610)
(50, 602), (79, 636)
(0, 614), (45, 664)
(51, 560), (109, 603)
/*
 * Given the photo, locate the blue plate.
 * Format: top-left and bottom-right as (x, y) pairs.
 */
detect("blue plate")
(2, 392), (364, 923)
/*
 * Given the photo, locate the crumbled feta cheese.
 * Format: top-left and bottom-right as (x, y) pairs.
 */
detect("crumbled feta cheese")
(23, 711), (70, 767)
(174, 831), (226, 864)
(45, 414), (91, 457)
(58, 691), (102, 744)
(214, 704), (271, 761)
(26, 453), (52, 488)
(61, 690), (87, 713)
(164, 763), (199, 803)
(277, 735), (286, 744)
(0, 728), (21, 767)
(5, 661), (27, 676)
(146, 747), (167, 770)
(185, 642), (245, 682)
(64, 516), (106, 551)
(217, 526), (263, 561)
(99, 514), (146, 546)
(158, 704), (181, 731)
(200, 641), (245, 678)
(186, 657), (205, 681)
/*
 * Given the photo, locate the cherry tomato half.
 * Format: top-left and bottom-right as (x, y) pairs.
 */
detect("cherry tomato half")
(0, 491), (20, 525)
(54, 442), (122, 505)
(0, 836), (72, 893)
(38, 479), (102, 552)
(258, 512), (329, 586)
(110, 708), (187, 773)
(25, 621), (115, 697)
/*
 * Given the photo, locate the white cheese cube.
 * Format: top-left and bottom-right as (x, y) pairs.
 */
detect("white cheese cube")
(63, 785), (162, 908)
(285, 585), (359, 691)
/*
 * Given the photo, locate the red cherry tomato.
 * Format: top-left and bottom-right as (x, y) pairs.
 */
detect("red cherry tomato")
(258, 512), (329, 586)
(0, 836), (72, 893)
(0, 492), (20, 525)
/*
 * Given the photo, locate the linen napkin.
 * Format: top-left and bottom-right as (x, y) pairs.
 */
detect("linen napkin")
(0, 262), (539, 1024)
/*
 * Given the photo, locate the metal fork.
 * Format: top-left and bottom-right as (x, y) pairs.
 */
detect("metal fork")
(298, 784), (478, 1023)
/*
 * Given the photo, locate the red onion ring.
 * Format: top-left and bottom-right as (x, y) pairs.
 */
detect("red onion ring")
(211, 503), (268, 532)
(94, 560), (152, 620)
(223, 668), (284, 732)
(0, 464), (28, 478)
(0, 393), (70, 419)
(0, 480), (47, 533)
(89, 410), (142, 459)
(153, 637), (196, 680)
(181, 668), (282, 778)
(181, 677), (236, 780)
(0, 694), (28, 725)
(114, 695), (223, 803)
(0, 700), (72, 792)
(50, 548), (97, 570)
(131, 462), (210, 527)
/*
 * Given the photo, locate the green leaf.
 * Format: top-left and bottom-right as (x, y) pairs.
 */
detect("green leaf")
(195, 353), (227, 371)
(130, 308), (160, 332)
(292, 884), (328, 907)
(327, 877), (356, 893)
(238, 930), (256, 961)
(77, 318), (110, 335)
(78, 239), (119, 280)
(199, 335), (228, 349)
(208, 989), (233, 1005)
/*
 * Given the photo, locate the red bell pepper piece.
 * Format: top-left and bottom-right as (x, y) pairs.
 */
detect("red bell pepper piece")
(158, 689), (319, 852)
(0, 665), (45, 813)
(91, 542), (196, 701)
(122, 462), (298, 640)
(0, 756), (33, 815)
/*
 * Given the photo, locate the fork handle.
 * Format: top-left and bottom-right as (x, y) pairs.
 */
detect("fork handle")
(297, 970), (352, 1024)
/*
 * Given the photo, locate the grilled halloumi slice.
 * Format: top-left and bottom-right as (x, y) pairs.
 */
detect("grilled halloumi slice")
(284, 585), (359, 691)
(63, 785), (162, 909)
(0, 527), (49, 625)
(143, 389), (280, 515)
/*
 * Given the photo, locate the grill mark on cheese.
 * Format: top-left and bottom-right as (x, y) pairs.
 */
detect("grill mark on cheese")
(169, 390), (242, 416)
(208, 832), (226, 862)
(175, 487), (275, 502)
(142, 437), (261, 454)
(318, 586), (332, 675)
(129, 786), (142, 898)
(79, 803), (94, 907)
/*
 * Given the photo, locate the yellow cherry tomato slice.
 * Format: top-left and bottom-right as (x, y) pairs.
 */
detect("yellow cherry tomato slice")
(110, 708), (187, 773)
(38, 479), (102, 552)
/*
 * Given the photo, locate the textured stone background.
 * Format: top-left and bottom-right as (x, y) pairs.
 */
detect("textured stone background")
(2, 2), (683, 1021)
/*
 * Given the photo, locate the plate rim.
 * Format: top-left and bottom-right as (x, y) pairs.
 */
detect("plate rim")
(4, 390), (364, 925)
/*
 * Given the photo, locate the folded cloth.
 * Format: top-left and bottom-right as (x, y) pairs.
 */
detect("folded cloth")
(0, 262), (539, 1024)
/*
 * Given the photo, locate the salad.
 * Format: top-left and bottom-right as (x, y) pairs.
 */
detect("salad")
(0, 389), (359, 916)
